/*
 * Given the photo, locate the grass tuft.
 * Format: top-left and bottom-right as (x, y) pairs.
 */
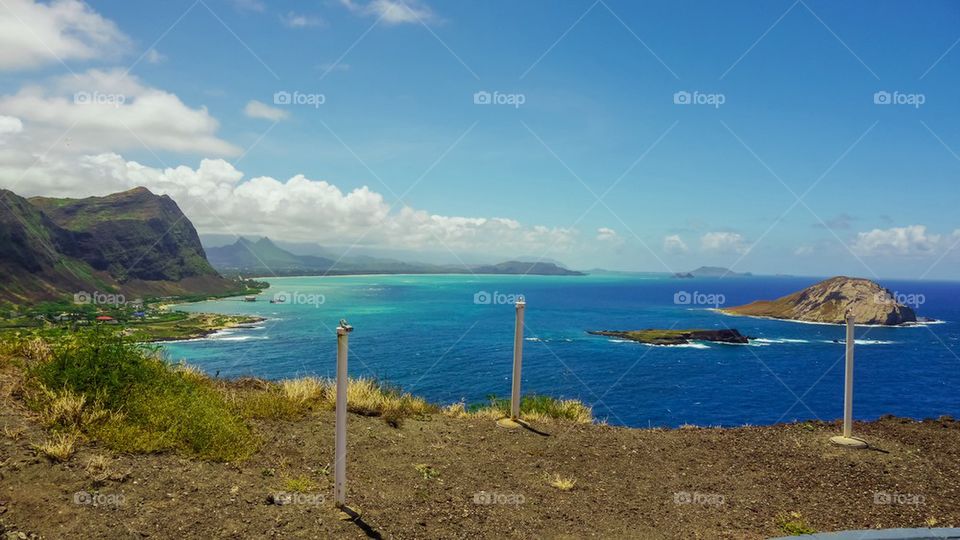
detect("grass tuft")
(34, 432), (78, 462)
(775, 512), (816, 535)
(470, 395), (593, 423)
(548, 474), (576, 491)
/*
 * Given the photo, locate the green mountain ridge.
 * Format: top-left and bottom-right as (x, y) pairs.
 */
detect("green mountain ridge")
(0, 187), (236, 303)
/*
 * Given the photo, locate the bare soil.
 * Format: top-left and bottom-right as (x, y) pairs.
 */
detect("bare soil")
(1, 387), (958, 539)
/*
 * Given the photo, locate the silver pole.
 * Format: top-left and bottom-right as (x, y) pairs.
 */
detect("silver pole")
(334, 322), (351, 507)
(842, 314), (855, 438)
(510, 300), (526, 421)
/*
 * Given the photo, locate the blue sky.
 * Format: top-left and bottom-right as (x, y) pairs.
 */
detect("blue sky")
(1, 0), (958, 278)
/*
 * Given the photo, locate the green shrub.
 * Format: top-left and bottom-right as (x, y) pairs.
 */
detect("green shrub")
(28, 327), (255, 461)
(469, 394), (592, 423)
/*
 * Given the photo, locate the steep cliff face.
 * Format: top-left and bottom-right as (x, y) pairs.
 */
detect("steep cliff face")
(722, 276), (917, 325)
(0, 187), (235, 303)
(31, 187), (220, 283)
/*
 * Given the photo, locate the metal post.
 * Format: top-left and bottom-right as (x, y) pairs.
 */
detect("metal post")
(510, 300), (526, 421)
(334, 321), (352, 507)
(842, 314), (854, 438)
(830, 313), (866, 448)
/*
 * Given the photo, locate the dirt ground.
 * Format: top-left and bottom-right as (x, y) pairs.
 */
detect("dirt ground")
(1, 387), (959, 539)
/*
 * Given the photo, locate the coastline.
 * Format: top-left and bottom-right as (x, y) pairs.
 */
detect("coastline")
(713, 308), (939, 328)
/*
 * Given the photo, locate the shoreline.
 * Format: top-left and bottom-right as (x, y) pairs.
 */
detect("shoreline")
(713, 308), (942, 328)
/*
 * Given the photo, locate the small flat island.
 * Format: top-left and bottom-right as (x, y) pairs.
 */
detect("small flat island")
(588, 329), (750, 346)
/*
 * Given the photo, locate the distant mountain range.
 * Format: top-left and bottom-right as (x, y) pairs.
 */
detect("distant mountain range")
(0, 187), (236, 303)
(205, 237), (585, 277)
(673, 266), (753, 278)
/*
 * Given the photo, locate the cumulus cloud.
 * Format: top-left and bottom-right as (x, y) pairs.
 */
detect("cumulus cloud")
(852, 225), (941, 256)
(700, 232), (748, 254)
(663, 234), (688, 254)
(0, 0), (130, 70)
(0, 69), (240, 156)
(280, 12), (324, 28)
(339, 0), (436, 25)
(0, 115), (23, 135)
(243, 100), (289, 121)
(596, 227), (618, 241)
(1, 152), (578, 254)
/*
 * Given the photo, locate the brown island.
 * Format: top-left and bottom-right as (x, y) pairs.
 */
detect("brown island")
(589, 328), (751, 345)
(720, 276), (918, 326)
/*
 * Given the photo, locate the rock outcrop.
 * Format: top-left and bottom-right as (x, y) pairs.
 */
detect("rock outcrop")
(588, 329), (750, 345)
(721, 276), (917, 325)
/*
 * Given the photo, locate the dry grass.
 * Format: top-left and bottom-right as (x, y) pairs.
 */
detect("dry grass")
(35, 386), (109, 429)
(85, 454), (109, 473)
(280, 377), (325, 404)
(548, 474), (577, 491)
(34, 433), (78, 462)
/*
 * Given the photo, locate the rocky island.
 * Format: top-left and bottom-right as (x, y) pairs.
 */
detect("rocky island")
(588, 329), (751, 345)
(720, 276), (918, 325)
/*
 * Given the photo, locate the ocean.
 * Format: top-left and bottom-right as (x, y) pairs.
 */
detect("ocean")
(162, 274), (960, 428)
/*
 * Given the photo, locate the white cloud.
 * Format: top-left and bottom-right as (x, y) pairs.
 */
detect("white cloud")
(0, 0), (130, 70)
(596, 227), (618, 241)
(0, 69), (240, 156)
(144, 48), (166, 64)
(1, 152), (578, 254)
(0, 115), (23, 135)
(852, 225), (940, 256)
(663, 234), (688, 254)
(794, 245), (814, 256)
(700, 232), (748, 254)
(281, 12), (324, 28)
(243, 100), (289, 121)
(339, 0), (436, 25)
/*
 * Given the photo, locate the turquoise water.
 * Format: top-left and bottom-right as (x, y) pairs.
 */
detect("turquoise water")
(162, 274), (960, 428)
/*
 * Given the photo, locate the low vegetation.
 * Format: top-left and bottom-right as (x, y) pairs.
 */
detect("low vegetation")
(458, 394), (593, 423)
(775, 512), (816, 535)
(548, 474), (577, 491)
(0, 328), (594, 464)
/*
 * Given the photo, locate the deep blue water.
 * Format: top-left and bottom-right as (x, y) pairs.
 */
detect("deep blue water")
(162, 274), (960, 428)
